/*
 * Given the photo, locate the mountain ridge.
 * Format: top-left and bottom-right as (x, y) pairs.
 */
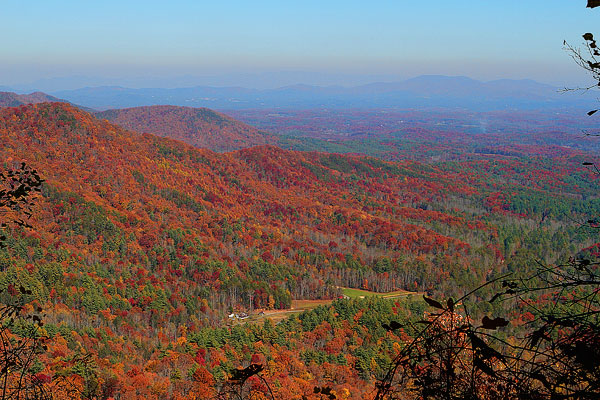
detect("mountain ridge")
(0, 91), (67, 107)
(0, 90), (95, 112)
(51, 75), (589, 111)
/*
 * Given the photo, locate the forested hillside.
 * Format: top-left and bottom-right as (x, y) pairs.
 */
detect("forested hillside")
(1, 102), (598, 398)
(96, 105), (276, 152)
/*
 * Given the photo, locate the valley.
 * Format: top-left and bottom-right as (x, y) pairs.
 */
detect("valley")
(3, 1), (600, 398)
(0, 99), (598, 399)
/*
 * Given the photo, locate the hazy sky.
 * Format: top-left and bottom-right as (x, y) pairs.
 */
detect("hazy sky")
(1, 0), (598, 89)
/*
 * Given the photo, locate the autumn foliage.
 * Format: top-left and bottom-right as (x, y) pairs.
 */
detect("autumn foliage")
(0, 103), (599, 398)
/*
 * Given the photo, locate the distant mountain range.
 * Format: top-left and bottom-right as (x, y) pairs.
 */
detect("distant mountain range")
(49, 75), (596, 111)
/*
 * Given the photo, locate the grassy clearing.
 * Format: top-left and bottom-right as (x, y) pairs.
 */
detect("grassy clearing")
(248, 300), (335, 324)
(341, 287), (416, 299)
(238, 289), (418, 325)
(291, 299), (335, 310)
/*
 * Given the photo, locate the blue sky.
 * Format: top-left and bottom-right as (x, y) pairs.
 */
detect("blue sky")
(1, 1), (598, 89)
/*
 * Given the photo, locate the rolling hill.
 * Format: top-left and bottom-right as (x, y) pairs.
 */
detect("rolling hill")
(96, 105), (277, 152)
(1, 102), (596, 313)
(0, 102), (495, 311)
(0, 91), (67, 107)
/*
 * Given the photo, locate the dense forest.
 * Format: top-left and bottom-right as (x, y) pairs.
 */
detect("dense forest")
(1, 102), (599, 398)
(97, 106), (276, 152)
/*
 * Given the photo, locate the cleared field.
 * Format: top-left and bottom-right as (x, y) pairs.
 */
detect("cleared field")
(248, 299), (335, 324)
(239, 289), (417, 325)
(341, 287), (416, 299)
(291, 299), (335, 310)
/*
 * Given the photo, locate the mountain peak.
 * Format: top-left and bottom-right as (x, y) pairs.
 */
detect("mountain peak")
(0, 91), (68, 108)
